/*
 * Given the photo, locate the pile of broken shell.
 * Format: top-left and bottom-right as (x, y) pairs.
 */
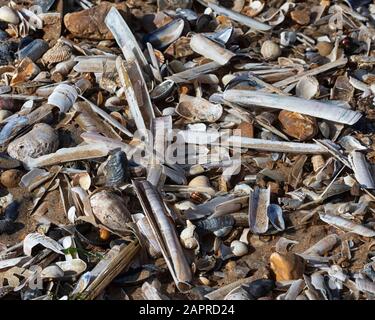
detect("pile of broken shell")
(1, 0), (375, 300)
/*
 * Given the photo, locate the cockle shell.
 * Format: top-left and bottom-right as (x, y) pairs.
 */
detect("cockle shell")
(176, 94), (223, 123)
(7, 123), (59, 162)
(261, 40), (282, 60)
(0, 6), (20, 24)
(295, 76), (319, 100)
(180, 220), (199, 251)
(41, 40), (72, 66)
(89, 190), (132, 233)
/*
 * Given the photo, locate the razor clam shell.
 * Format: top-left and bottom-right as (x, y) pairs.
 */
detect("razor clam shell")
(144, 18), (185, 50)
(79, 96), (133, 138)
(223, 90), (362, 125)
(73, 56), (116, 73)
(116, 57), (155, 131)
(283, 279), (305, 300)
(339, 136), (367, 152)
(216, 136), (327, 154)
(167, 61), (221, 83)
(142, 281), (170, 300)
(105, 7), (148, 70)
(319, 213), (375, 237)
(133, 180), (192, 291)
(25, 144), (110, 169)
(348, 151), (375, 189)
(176, 95), (223, 123)
(7, 123), (59, 162)
(355, 278), (375, 295)
(202, 1), (271, 31)
(133, 213), (162, 258)
(248, 186), (270, 234)
(90, 190), (132, 234)
(190, 34), (235, 66)
(303, 234), (340, 256)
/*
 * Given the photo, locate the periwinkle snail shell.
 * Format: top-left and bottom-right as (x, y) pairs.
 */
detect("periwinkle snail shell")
(7, 123), (59, 162)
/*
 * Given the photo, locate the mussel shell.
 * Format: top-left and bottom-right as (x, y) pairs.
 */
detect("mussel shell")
(4, 200), (20, 221)
(143, 18), (185, 49)
(0, 219), (15, 234)
(17, 39), (49, 62)
(196, 215), (235, 232)
(267, 204), (285, 231)
(104, 149), (129, 187)
(150, 79), (176, 101)
(0, 152), (21, 169)
(7, 123), (59, 162)
(205, 27), (234, 46)
(244, 279), (275, 299)
(0, 116), (28, 145)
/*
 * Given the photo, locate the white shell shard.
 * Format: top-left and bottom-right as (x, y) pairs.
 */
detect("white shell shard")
(303, 234), (339, 256)
(176, 94), (223, 123)
(223, 89), (362, 125)
(0, 6), (20, 24)
(23, 233), (64, 256)
(190, 34), (235, 66)
(319, 213), (375, 237)
(55, 259), (87, 276)
(248, 186), (270, 234)
(41, 265), (64, 279)
(348, 151), (375, 189)
(220, 136), (327, 154)
(47, 84), (78, 113)
(339, 136), (367, 152)
(296, 76), (320, 100)
(180, 220), (199, 251)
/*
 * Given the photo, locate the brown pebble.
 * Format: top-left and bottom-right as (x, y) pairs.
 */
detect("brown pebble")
(316, 41), (333, 57)
(0, 169), (23, 188)
(278, 110), (318, 141)
(269, 252), (305, 281)
(64, 2), (129, 40)
(290, 9), (310, 25)
(234, 121), (254, 138)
